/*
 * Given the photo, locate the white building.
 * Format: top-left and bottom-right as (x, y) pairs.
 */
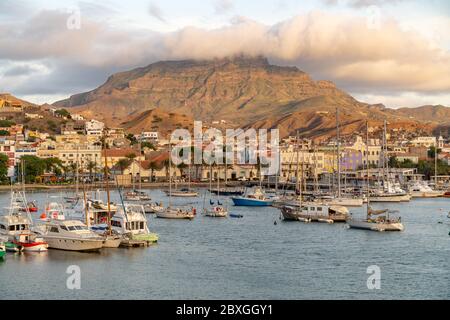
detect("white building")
(138, 131), (159, 142)
(410, 136), (436, 148)
(85, 120), (105, 136)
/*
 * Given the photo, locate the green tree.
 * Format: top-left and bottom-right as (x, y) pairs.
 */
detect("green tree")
(116, 158), (131, 174)
(0, 130), (9, 136)
(20, 155), (46, 183)
(86, 160), (97, 182)
(126, 133), (137, 145)
(0, 154), (9, 183)
(55, 109), (71, 118)
(148, 161), (159, 182)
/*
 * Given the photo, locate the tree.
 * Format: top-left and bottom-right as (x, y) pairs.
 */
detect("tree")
(44, 157), (64, 176)
(0, 154), (9, 184)
(0, 130), (9, 136)
(126, 133), (137, 145)
(86, 160), (97, 182)
(141, 141), (156, 151)
(148, 161), (159, 182)
(55, 109), (71, 118)
(116, 158), (131, 174)
(20, 155), (46, 183)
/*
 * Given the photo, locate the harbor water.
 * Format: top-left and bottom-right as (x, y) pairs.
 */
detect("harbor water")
(0, 189), (449, 299)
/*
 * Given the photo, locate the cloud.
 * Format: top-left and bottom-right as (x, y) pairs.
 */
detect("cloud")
(214, 0), (234, 14)
(2, 65), (40, 77)
(0, 8), (449, 107)
(148, 3), (167, 23)
(323, 0), (408, 7)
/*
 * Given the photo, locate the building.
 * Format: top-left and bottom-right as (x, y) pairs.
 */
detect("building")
(56, 143), (102, 170)
(410, 136), (436, 148)
(85, 119), (105, 136)
(0, 138), (16, 177)
(280, 145), (325, 179)
(138, 131), (159, 142)
(102, 148), (143, 168)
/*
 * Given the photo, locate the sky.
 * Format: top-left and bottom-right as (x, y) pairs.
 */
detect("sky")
(0, 0), (449, 108)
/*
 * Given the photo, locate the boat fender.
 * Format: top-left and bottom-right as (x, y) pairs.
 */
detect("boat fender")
(274, 220), (277, 226)
(193, 208), (196, 215)
(40, 213), (47, 219)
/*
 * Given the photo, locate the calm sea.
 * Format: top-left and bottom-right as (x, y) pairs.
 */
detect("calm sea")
(0, 189), (449, 300)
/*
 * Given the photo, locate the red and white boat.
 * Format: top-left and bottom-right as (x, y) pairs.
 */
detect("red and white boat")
(12, 233), (48, 252)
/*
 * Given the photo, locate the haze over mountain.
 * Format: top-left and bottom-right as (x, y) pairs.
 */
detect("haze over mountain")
(53, 56), (449, 139)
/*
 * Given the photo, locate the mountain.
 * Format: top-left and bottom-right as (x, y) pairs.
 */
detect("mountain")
(121, 107), (194, 137)
(54, 56), (450, 139)
(0, 93), (36, 108)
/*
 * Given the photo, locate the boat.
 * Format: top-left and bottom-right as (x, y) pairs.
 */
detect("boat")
(34, 218), (104, 252)
(347, 208), (404, 232)
(280, 203), (349, 223)
(156, 207), (196, 220)
(19, 201), (38, 213)
(209, 188), (244, 196)
(111, 204), (159, 245)
(166, 188), (199, 197)
(231, 187), (273, 206)
(347, 120), (404, 232)
(0, 237), (6, 260)
(158, 143), (197, 220)
(203, 165), (228, 217)
(143, 202), (164, 214)
(323, 196), (363, 207)
(0, 191), (48, 252)
(409, 181), (444, 198)
(229, 213), (243, 218)
(124, 190), (151, 201)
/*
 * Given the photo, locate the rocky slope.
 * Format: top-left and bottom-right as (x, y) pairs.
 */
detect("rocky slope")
(53, 56), (450, 139)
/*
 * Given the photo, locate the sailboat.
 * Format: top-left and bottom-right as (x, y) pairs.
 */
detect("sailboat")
(347, 121), (404, 232)
(326, 108), (364, 207)
(166, 162), (198, 197)
(124, 147), (152, 201)
(203, 165), (228, 217)
(64, 146), (82, 203)
(157, 144), (196, 220)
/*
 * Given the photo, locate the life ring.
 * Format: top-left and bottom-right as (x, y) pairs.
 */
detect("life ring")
(52, 212), (59, 219)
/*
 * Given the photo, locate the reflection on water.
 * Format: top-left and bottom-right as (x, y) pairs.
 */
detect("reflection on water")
(0, 189), (449, 300)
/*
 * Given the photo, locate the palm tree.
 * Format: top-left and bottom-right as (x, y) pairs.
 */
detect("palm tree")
(116, 158), (131, 175)
(86, 160), (97, 183)
(148, 161), (159, 182)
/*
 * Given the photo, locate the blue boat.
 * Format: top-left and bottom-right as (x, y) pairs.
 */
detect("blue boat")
(231, 188), (273, 207)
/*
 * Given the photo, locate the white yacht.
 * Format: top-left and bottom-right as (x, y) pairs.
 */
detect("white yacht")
(143, 202), (164, 214)
(156, 207), (196, 220)
(347, 208), (404, 232)
(409, 181), (444, 198)
(370, 182), (411, 202)
(35, 201), (104, 252)
(111, 204), (158, 244)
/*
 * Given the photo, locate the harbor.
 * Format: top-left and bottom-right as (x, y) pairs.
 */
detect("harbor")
(0, 187), (449, 300)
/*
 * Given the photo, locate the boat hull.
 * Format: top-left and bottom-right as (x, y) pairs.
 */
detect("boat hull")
(370, 194), (410, 202)
(16, 241), (48, 252)
(231, 197), (273, 206)
(156, 211), (195, 220)
(43, 236), (104, 252)
(347, 219), (404, 232)
(102, 236), (122, 248)
(325, 198), (363, 207)
(410, 191), (443, 198)
(280, 207), (347, 223)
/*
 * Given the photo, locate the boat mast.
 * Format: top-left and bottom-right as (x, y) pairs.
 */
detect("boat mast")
(435, 137), (438, 188)
(102, 134), (112, 236)
(295, 131), (300, 195)
(168, 142), (172, 207)
(138, 140), (142, 191)
(366, 120), (370, 219)
(336, 107), (341, 199)
(76, 145), (79, 195)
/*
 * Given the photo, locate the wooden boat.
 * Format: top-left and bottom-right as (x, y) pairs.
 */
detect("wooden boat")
(280, 203), (349, 223)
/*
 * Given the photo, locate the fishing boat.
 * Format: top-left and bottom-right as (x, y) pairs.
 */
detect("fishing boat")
(111, 204), (158, 245)
(346, 120), (404, 232)
(280, 203), (349, 223)
(0, 191), (48, 252)
(231, 187), (273, 206)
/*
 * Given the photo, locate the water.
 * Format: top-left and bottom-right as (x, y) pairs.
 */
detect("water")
(0, 189), (449, 300)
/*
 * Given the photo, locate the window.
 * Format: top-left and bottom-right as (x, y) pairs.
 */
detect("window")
(68, 226), (77, 231)
(140, 222), (144, 229)
(0, 224), (5, 230)
(60, 225), (68, 231)
(50, 227), (59, 233)
(317, 207), (323, 211)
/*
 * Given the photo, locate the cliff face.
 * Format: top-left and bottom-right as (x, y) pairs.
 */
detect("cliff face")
(54, 56), (356, 124)
(53, 56), (450, 139)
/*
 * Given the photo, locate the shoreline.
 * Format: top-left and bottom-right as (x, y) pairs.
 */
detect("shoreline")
(0, 181), (246, 192)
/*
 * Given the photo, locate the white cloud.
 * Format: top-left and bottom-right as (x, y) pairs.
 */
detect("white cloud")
(0, 8), (449, 107)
